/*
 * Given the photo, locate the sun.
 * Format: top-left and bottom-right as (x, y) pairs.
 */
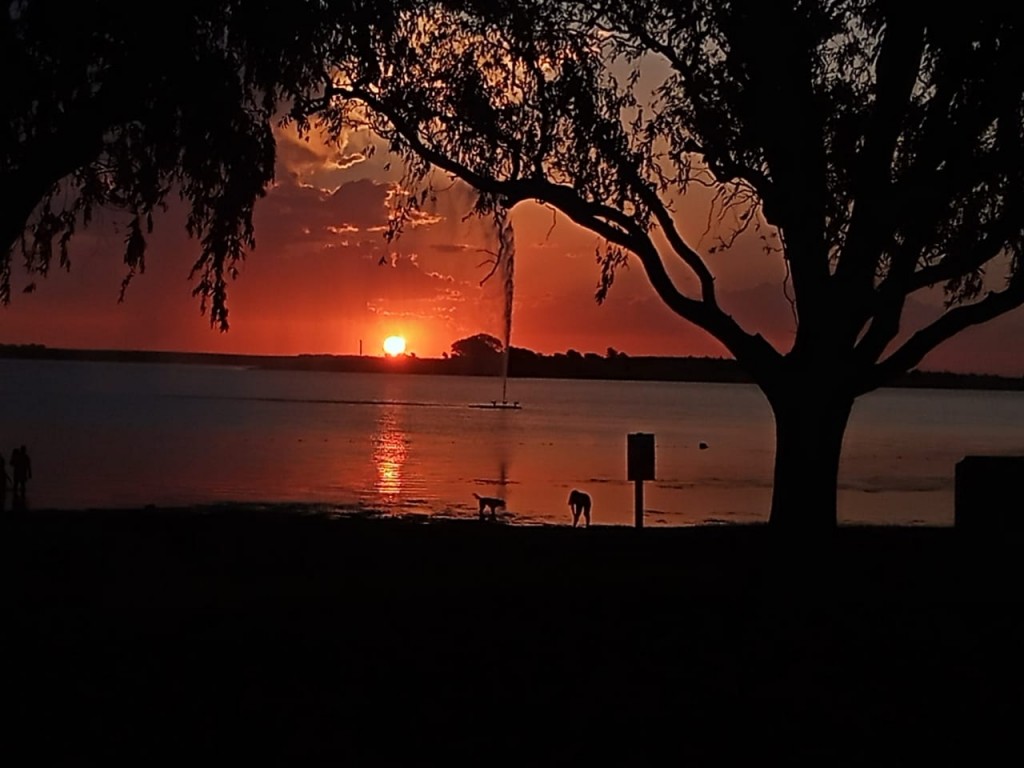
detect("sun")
(383, 335), (407, 356)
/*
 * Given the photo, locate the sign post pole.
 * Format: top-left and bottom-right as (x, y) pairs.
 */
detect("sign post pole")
(626, 433), (655, 530)
(634, 477), (644, 529)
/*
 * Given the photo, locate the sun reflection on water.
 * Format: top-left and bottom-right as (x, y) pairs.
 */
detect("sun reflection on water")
(373, 406), (408, 499)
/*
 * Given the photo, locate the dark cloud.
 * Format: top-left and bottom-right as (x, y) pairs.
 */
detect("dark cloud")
(275, 137), (326, 177)
(254, 175), (445, 258)
(275, 130), (367, 180)
(255, 177), (392, 250)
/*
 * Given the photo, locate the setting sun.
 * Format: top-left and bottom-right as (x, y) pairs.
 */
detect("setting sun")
(382, 335), (407, 356)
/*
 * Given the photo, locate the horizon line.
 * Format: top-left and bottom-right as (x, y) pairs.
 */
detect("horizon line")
(1, 341), (1021, 380)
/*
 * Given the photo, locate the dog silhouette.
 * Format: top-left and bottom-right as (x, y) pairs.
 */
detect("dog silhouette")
(567, 489), (592, 528)
(473, 492), (505, 519)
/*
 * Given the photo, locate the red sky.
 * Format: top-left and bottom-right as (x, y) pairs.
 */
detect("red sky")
(2, 126), (1022, 376)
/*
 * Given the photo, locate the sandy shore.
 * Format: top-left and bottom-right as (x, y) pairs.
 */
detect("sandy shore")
(5, 506), (1022, 764)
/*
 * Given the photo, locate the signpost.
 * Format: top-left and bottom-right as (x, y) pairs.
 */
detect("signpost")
(627, 433), (655, 529)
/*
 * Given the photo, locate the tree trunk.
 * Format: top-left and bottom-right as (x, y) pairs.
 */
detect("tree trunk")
(767, 390), (853, 529)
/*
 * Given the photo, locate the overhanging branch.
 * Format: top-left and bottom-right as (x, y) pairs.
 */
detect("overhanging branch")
(905, 222), (1020, 295)
(620, 165), (719, 305)
(858, 277), (1024, 394)
(330, 86), (780, 371)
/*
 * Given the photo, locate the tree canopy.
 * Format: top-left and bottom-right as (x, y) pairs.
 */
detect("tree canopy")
(450, 333), (503, 358)
(1, 0), (395, 327)
(305, 0), (1024, 526)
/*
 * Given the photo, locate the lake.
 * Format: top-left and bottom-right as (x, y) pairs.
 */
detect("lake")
(1, 359), (1021, 525)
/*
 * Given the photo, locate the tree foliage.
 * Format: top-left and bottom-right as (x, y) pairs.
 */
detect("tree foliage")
(450, 332), (504, 359)
(305, 0), (1024, 525)
(2, 0), (395, 327)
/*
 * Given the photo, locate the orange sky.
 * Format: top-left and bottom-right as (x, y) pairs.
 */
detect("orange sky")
(2, 127), (1022, 375)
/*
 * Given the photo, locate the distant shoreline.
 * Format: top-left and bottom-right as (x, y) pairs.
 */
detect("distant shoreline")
(2, 343), (1022, 391)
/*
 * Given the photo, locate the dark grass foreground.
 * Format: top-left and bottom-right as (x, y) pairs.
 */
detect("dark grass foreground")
(4, 508), (1022, 765)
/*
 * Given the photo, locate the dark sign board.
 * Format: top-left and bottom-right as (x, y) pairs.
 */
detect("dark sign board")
(955, 455), (1024, 531)
(627, 433), (655, 481)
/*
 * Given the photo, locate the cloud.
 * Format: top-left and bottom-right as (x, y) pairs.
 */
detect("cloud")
(255, 177), (396, 254)
(274, 125), (366, 182)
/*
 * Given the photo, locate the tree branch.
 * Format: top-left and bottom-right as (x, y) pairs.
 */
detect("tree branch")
(908, 231), (1018, 296)
(618, 164), (719, 305)
(334, 86), (780, 374)
(857, 276), (1024, 394)
(835, 11), (925, 311)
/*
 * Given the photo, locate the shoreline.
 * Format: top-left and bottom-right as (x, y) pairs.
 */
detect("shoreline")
(3, 344), (1021, 391)
(0, 493), (964, 529)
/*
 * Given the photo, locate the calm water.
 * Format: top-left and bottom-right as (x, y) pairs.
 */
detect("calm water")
(1, 359), (1021, 526)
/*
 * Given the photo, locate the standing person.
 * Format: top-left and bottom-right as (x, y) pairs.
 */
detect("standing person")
(11, 445), (31, 501)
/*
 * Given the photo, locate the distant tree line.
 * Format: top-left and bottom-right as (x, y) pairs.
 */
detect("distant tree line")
(1, 339), (1020, 391)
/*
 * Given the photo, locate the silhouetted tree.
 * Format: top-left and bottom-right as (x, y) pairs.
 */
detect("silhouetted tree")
(449, 332), (503, 375)
(451, 333), (503, 359)
(2, 0), (395, 327)
(308, 1), (1024, 528)
(508, 345), (539, 369)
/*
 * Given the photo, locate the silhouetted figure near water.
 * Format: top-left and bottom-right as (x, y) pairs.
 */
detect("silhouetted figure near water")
(568, 489), (591, 528)
(11, 445), (31, 503)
